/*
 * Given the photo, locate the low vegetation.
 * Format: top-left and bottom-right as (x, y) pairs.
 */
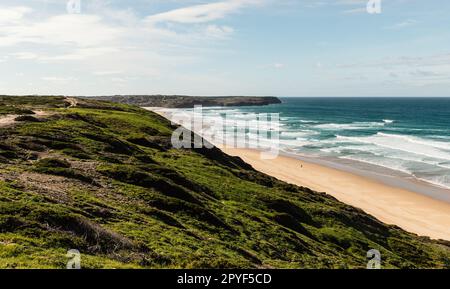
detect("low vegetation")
(0, 96), (449, 269)
(94, 95), (282, 108)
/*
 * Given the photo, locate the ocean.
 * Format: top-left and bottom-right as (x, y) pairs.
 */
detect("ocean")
(160, 97), (450, 197)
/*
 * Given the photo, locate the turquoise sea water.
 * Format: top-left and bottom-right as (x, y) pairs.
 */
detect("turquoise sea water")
(226, 98), (450, 189)
(165, 97), (450, 192)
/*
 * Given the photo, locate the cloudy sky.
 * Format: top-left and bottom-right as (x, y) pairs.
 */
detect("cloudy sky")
(1, 0), (449, 96)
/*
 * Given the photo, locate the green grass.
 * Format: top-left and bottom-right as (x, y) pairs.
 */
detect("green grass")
(0, 106), (34, 116)
(0, 96), (449, 269)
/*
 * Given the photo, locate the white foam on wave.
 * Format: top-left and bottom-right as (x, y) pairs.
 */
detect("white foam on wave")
(340, 155), (450, 189)
(327, 142), (450, 171)
(425, 175), (450, 190)
(339, 154), (413, 175)
(313, 121), (387, 130)
(377, 132), (450, 151)
(237, 133), (285, 150)
(280, 117), (297, 121)
(280, 117), (319, 123)
(298, 119), (320, 124)
(280, 130), (318, 138)
(438, 163), (450, 169)
(164, 107), (450, 190)
(336, 133), (450, 161)
(191, 113), (285, 132)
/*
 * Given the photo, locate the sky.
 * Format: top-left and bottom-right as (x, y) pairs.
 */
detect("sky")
(0, 0), (450, 97)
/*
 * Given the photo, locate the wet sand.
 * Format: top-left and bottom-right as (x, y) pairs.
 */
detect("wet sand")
(223, 147), (450, 241)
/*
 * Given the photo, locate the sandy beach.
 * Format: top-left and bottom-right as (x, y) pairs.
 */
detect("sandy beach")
(148, 107), (450, 241)
(222, 147), (450, 241)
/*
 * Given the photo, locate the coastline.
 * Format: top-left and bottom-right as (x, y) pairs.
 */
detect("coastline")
(222, 147), (450, 241)
(148, 107), (450, 241)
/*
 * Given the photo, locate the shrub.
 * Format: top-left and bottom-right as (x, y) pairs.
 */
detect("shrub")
(33, 158), (93, 183)
(14, 115), (40, 122)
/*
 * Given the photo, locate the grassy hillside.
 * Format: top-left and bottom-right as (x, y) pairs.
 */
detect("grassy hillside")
(0, 96), (449, 269)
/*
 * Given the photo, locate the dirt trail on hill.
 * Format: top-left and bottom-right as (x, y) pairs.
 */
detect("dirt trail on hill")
(0, 115), (18, 127)
(0, 110), (52, 128)
(65, 97), (79, 108)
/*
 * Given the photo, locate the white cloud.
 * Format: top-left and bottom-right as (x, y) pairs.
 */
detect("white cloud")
(41, 47), (121, 62)
(42, 76), (77, 82)
(341, 7), (366, 14)
(0, 2), (261, 95)
(145, 0), (262, 24)
(260, 62), (285, 69)
(410, 70), (442, 77)
(273, 63), (285, 69)
(10, 52), (39, 60)
(386, 19), (418, 29)
(0, 3), (248, 64)
(335, 52), (450, 90)
(0, 6), (31, 24)
(0, 14), (122, 48)
(338, 53), (450, 69)
(205, 25), (234, 38)
(93, 70), (123, 76)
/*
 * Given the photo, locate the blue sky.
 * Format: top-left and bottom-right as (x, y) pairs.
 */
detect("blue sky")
(1, 0), (449, 96)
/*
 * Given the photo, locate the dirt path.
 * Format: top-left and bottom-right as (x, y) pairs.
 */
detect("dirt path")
(0, 110), (52, 128)
(65, 97), (79, 108)
(0, 115), (18, 127)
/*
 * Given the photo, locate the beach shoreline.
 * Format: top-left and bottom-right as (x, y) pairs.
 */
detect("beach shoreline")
(148, 107), (450, 241)
(279, 150), (450, 204)
(222, 147), (450, 241)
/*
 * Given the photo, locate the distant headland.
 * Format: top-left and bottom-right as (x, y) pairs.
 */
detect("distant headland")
(93, 95), (282, 108)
